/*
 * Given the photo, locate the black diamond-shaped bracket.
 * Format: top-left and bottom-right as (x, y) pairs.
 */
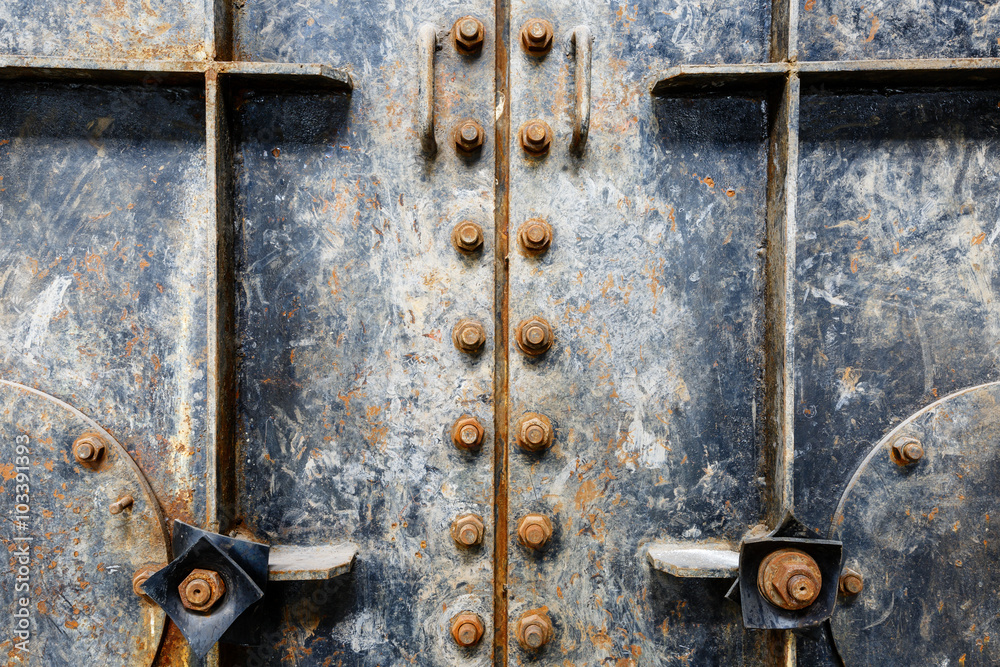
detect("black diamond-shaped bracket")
(726, 514), (843, 630)
(141, 522), (269, 657)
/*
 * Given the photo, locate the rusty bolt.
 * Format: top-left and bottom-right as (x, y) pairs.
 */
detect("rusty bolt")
(453, 319), (487, 355)
(178, 568), (226, 613)
(451, 415), (486, 451)
(109, 494), (134, 515)
(839, 568), (863, 597)
(450, 611), (485, 647)
(517, 513), (553, 550)
(451, 513), (486, 547)
(518, 218), (553, 255)
(72, 432), (106, 467)
(515, 413), (554, 453)
(132, 565), (161, 601)
(515, 316), (554, 356)
(454, 118), (485, 155)
(452, 220), (484, 253)
(519, 120), (552, 156)
(757, 548), (823, 611)
(516, 608), (553, 651)
(453, 16), (485, 55)
(891, 437), (924, 466)
(520, 19), (553, 56)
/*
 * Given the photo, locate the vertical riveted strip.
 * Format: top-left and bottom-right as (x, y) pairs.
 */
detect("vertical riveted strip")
(493, 0), (511, 664)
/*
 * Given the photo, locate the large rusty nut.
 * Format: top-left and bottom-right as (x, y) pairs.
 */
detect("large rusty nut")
(178, 568), (226, 613)
(517, 513), (553, 550)
(454, 118), (485, 155)
(890, 437), (924, 466)
(519, 120), (552, 156)
(453, 319), (487, 355)
(451, 513), (486, 547)
(516, 609), (553, 651)
(450, 611), (485, 647)
(132, 565), (161, 601)
(515, 413), (554, 453)
(453, 16), (485, 55)
(839, 568), (864, 597)
(757, 548), (823, 611)
(520, 18), (554, 56)
(452, 220), (484, 253)
(518, 218), (553, 255)
(451, 416), (486, 451)
(72, 432), (106, 467)
(515, 316), (554, 356)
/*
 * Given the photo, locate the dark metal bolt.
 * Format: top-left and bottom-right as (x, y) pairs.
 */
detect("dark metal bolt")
(518, 218), (553, 255)
(109, 494), (134, 515)
(757, 548), (823, 611)
(516, 609), (553, 650)
(453, 319), (487, 354)
(453, 16), (485, 55)
(451, 513), (485, 547)
(515, 413), (554, 453)
(891, 437), (924, 466)
(520, 18), (553, 56)
(178, 568), (226, 613)
(515, 316), (553, 356)
(73, 433), (106, 467)
(451, 415), (485, 451)
(839, 568), (864, 596)
(450, 611), (485, 647)
(452, 220), (484, 253)
(519, 120), (552, 156)
(454, 119), (485, 155)
(517, 513), (553, 550)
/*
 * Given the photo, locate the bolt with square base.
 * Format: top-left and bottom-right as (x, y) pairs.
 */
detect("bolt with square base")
(73, 432), (106, 468)
(515, 413), (554, 453)
(450, 611), (484, 647)
(520, 19), (553, 56)
(451, 513), (485, 548)
(451, 416), (486, 451)
(453, 16), (485, 55)
(517, 513), (553, 550)
(516, 608), (553, 651)
(453, 319), (487, 355)
(518, 218), (553, 255)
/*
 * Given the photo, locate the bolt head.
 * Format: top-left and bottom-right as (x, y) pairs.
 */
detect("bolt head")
(519, 120), (552, 156)
(518, 218), (553, 254)
(891, 437), (924, 466)
(178, 568), (226, 613)
(453, 319), (487, 354)
(516, 413), (554, 452)
(451, 416), (486, 451)
(451, 513), (485, 547)
(73, 433), (107, 467)
(515, 316), (553, 356)
(517, 513), (553, 550)
(757, 548), (822, 611)
(839, 569), (864, 596)
(454, 119), (485, 154)
(454, 16), (485, 55)
(132, 565), (161, 600)
(450, 612), (485, 647)
(516, 609), (553, 651)
(520, 19), (553, 55)
(452, 221), (484, 253)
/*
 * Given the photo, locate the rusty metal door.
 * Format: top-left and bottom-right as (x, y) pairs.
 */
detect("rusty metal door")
(3, 0), (1000, 665)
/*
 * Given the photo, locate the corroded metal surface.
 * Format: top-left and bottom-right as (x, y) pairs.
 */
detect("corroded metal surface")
(830, 382), (1000, 665)
(0, 380), (169, 666)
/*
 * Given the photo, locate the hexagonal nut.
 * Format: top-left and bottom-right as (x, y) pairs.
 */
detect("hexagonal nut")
(516, 608), (553, 651)
(520, 19), (553, 56)
(454, 118), (485, 155)
(178, 568), (226, 613)
(890, 436), (924, 466)
(450, 611), (485, 647)
(452, 220), (485, 253)
(453, 16), (485, 55)
(518, 120), (552, 156)
(451, 513), (486, 548)
(515, 413), (554, 453)
(839, 568), (864, 597)
(132, 565), (162, 601)
(517, 513), (553, 550)
(72, 432), (107, 468)
(451, 416), (486, 452)
(515, 316), (554, 356)
(757, 548), (822, 611)
(518, 218), (553, 255)
(453, 319), (487, 355)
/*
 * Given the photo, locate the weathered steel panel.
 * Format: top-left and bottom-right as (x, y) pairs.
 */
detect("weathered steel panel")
(798, 0), (1000, 61)
(793, 88), (1000, 533)
(0, 82), (211, 529)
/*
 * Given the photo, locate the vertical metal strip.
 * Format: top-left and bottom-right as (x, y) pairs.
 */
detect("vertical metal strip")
(493, 0), (511, 664)
(769, 0), (799, 62)
(207, 0), (233, 61)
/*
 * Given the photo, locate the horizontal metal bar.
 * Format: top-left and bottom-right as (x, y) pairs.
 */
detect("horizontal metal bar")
(646, 540), (741, 578)
(650, 63), (790, 94)
(0, 55), (353, 90)
(267, 543), (359, 581)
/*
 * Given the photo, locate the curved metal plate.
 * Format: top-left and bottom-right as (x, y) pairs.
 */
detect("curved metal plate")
(0, 380), (169, 666)
(830, 382), (1000, 665)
